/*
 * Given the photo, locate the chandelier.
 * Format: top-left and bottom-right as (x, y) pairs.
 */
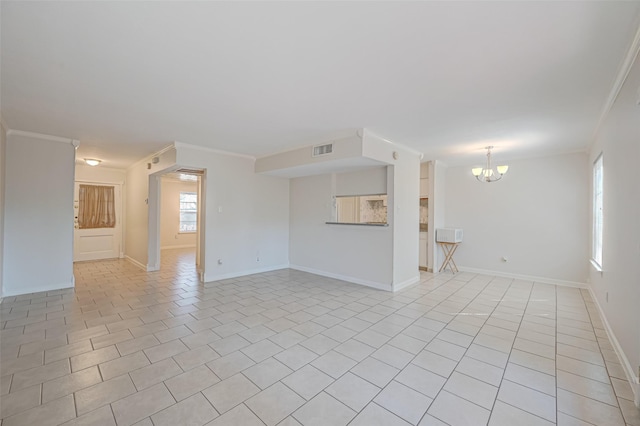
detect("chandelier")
(471, 146), (509, 183)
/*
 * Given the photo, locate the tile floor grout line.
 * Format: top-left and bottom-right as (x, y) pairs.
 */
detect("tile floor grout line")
(403, 274), (514, 425)
(1, 251), (636, 426)
(484, 279), (537, 424)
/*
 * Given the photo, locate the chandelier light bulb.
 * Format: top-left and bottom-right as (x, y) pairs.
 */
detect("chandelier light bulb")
(471, 146), (508, 183)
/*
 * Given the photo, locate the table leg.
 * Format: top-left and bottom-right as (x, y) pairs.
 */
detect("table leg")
(438, 243), (459, 273)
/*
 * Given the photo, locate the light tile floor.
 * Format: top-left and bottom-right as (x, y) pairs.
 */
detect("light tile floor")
(1, 247), (639, 425)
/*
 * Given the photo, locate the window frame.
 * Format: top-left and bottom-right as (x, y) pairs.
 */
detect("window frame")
(591, 153), (603, 271)
(179, 191), (198, 233)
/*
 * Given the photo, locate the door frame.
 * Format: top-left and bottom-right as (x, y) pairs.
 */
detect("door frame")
(147, 168), (206, 281)
(74, 179), (125, 261)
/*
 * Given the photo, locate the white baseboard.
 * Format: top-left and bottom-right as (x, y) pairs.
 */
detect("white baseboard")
(588, 286), (640, 406)
(204, 264), (290, 283)
(458, 266), (587, 288)
(161, 245), (196, 250)
(289, 264), (393, 291)
(125, 255), (146, 271)
(393, 275), (420, 292)
(1, 281), (75, 298)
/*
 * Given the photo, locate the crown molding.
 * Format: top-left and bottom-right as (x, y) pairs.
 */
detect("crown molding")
(127, 143), (177, 170)
(590, 19), (640, 150)
(174, 141), (256, 161)
(6, 129), (79, 146)
(361, 128), (424, 158)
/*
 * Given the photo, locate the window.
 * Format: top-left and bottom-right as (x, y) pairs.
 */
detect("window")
(592, 154), (603, 269)
(179, 192), (197, 232)
(78, 184), (116, 229)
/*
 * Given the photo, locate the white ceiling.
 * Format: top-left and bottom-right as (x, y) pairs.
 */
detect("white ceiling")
(2, 2), (639, 169)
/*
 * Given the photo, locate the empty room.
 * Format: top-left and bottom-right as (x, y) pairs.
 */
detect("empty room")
(1, 1), (639, 426)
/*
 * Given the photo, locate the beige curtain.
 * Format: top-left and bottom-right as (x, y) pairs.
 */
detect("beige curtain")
(78, 184), (116, 229)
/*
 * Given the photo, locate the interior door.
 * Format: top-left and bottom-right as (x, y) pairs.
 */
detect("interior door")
(73, 182), (122, 262)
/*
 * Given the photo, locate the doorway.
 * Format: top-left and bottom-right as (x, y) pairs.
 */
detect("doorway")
(149, 169), (205, 281)
(73, 182), (123, 261)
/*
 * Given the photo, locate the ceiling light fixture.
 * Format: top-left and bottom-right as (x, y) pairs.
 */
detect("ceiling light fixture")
(84, 158), (101, 166)
(471, 146), (508, 182)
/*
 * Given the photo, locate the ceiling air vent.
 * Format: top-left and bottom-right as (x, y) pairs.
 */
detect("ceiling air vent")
(312, 143), (333, 157)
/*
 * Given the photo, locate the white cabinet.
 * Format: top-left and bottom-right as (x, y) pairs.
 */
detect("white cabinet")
(420, 178), (429, 198)
(419, 232), (428, 268)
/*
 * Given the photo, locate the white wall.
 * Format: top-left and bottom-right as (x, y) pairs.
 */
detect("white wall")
(3, 132), (76, 296)
(390, 160), (420, 288)
(125, 146), (177, 269)
(362, 131), (421, 290)
(335, 167), (387, 196)
(429, 160), (446, 272)
(160, 178), (197, 249)
(0, 121), (6, 297)
(289, 131), (422, 292)
(255, 134), (363, 174)
(176, 145), (290, 281)
(76, 164), (126, 183)
(444, 152), (588, 284)
(588, 48), (640, 402)
(290, 171), (394, 290)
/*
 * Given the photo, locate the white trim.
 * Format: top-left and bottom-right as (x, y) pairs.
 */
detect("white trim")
(204, 264), (290, 283)
(590, 20), (640, 149)
(6, 129), (79, 146)
(361, 128), (424, 158)
(125, 255), (146, 271)
(1, 281), (74, 298)
(175, 141), (256, 161)
(161, 244), (196, 250)
(289, 264), (393, 291)
(588, 286), (640, 406)
(458, 266), (588, 288)
(393, 275), (420, 292)
(127, 143), (176, 170)
(75, 178), (125, 185)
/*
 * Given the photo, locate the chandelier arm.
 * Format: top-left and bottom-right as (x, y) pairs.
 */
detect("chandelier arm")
(472, 146), (507, 183)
